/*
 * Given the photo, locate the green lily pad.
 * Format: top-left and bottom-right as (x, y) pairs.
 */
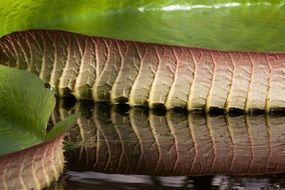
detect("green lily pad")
(0, 65), (78, 156)
(0, 0), (285, 51)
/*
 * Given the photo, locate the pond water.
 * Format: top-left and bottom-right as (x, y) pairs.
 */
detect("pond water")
(47, 99), (285, 189)
(48, 172), (285, 189)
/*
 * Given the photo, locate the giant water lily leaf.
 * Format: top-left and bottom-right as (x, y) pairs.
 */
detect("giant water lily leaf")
(2, 29), (285, 112)
(0, 65), (78, 156)
(0, 0), (285, 51)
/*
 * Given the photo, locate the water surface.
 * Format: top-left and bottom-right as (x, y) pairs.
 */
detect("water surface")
(48, 100), (285, 189)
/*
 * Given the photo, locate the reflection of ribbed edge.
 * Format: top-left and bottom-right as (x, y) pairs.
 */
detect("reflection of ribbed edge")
(0, 135), (64, 190)
(55, 102), (285, 176)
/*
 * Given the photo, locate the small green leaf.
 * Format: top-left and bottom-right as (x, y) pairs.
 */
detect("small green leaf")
(0, 65), (77, 156)
(45, 113), (80, 141)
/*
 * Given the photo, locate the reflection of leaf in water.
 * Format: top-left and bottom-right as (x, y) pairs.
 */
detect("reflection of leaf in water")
(55, 101), (285, 176)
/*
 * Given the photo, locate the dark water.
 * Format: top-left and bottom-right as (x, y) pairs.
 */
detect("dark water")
(48, 172), (285, 190)
(48, 99), (285, 190)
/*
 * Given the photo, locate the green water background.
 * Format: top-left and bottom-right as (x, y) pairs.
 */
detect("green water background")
(1, 0), (285, 51)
